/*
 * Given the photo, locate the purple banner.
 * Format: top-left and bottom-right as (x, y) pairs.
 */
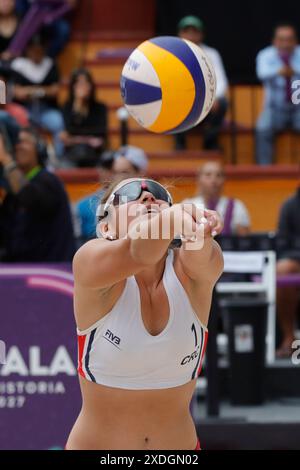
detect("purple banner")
(0, 263), (81, 450)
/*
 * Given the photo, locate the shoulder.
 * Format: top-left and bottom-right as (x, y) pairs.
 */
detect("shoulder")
(202, 44), (222, 59)
(201, 45), (226, 71)
(281, 193), (298, 210)
(10, 57), (29, 79)
(36, 170), (65, 192)
(37, 169), (60, 183)
(77, 191), (101, 212)
(231, 198), (248, 211)
(11, 57), (28, 71)
(257, 46), (275, 59)
(73, 238), (106, 268)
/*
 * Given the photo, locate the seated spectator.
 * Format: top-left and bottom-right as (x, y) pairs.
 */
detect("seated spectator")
(176, 15), (228, 151)
(10, 33), (64, 158)
(0, 68), (29, 141)
(256, 23), (300, 165)
(182, 160), (251, 235)
(276, 185), (300, 357)
(0, 0), (19, 59)
(10, 0), (77, 58)
(74, 145), (148, 243)
(60, 68), (107, 168)
(0, 127), (75, 261)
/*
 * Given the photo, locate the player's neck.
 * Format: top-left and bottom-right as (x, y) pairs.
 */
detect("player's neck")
(135, 253), (168, 291)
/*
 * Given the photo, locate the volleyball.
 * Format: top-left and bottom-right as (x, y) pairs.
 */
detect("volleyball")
(120, 36), (216, 134)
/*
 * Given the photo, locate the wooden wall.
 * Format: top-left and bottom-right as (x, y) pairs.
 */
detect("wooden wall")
(70, 0), (156, 39)
(62, 173), (300, 232)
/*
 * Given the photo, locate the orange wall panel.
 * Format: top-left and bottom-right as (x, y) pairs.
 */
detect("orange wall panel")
(65, 177), (299, 233)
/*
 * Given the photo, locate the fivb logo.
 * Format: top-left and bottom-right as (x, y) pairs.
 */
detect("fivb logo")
(0, 80), (6, 104)
(0, 340), (6, 365)
(104, 329), (121, 345)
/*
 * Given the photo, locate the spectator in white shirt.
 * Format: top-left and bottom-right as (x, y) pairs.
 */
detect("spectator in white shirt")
(183, 160), (251, 235)
(176, 15), (229, 151)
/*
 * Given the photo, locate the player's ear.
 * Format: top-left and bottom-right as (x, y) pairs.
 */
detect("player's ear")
(97, 220), (116, 241)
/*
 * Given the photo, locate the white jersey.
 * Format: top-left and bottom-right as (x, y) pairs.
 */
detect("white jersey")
(77, 249), (208, 390)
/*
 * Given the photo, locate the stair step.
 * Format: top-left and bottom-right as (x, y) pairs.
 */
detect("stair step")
(82, 62), (124, 83)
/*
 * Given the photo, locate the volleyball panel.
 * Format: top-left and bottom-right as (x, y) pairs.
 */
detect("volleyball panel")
(138, 40), (196, 133)
(121, 47), (163, 127)
(147, 36), (207, 134)
(125, 100), (162, 128)
(121, 48), (161, 87)
(183, 39), (217, 125)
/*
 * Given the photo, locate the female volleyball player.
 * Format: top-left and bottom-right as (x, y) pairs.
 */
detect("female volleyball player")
(66, 177), (223, 450)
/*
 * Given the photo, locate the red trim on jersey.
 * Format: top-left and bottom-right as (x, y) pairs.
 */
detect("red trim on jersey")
(195, 438), (201, 450)
(77, 334), (87, 378)
(197, 330), (208, 377)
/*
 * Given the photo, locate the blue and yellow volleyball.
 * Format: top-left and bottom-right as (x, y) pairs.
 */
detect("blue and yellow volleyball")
(120, 36), (216, 134)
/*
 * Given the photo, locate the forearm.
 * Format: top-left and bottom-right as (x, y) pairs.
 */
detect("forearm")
(129, 207), (178, 265)
(180, 238), (223, 282)
(181, 235), (215, 264)
(43, 84), (59, 98)
(63, 134), (82, 145)
(33, 84), (59, 99)
(73, 237), (155, 289)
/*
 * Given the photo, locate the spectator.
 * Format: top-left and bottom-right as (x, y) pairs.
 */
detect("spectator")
(256, 24), (300, 165)
(74, 145), (149, 243)
(276, 186), (300, 357)
(0, 69), (30, 143)
(0, 127), (75, 261)
(0, 0), (19, 59)
(176, 15), (228, 151)
(10, 0), (77, 58)
(182, 160), (251, 235)
(11, 33), (64, 159)
(60, 68), (107, 168)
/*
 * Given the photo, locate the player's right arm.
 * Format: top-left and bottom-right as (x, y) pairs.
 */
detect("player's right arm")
(73, 238), (149, 289)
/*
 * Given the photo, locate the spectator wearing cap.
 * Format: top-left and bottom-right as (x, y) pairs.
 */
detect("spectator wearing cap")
(176, 15), (229, 151)
(276, 186), (300, 357)
(60, 68), (108, 168)
(0, 127), (75, 261)
(182, 160), (251, 235)
(74, 145), (148, 244)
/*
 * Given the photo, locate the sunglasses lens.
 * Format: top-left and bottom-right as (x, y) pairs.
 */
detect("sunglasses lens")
(113, 182), (141, 205)
(113, 180), (171, 206)
(145, 181), (171, 203)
